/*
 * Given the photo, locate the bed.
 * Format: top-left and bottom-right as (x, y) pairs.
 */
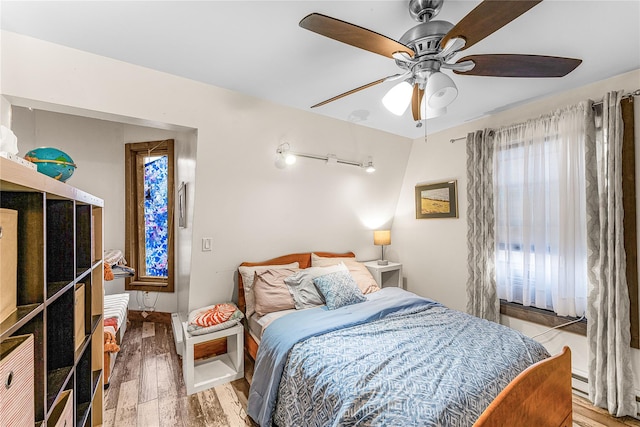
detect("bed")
(103, 292), (129, 387)
(238, 252), (573, 427)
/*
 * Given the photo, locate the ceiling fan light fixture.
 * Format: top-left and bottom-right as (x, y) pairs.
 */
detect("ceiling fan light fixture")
(420, 95), (447, 119)
(382, 81), (413, 116)
(425, 71), (458, 109)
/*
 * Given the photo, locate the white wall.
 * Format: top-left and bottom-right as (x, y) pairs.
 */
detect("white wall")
(175, 130), (197, 316)
(393, 69), (640, 396)
(9, 107), (197, 313)
(0, 31), (413, 314)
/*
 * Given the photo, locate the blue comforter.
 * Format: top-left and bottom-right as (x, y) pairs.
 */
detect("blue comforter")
(248, 288), (549, 427)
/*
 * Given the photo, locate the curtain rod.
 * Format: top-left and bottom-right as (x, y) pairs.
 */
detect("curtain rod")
(592, 88), (640, 107)
(449, 88), (640, 143)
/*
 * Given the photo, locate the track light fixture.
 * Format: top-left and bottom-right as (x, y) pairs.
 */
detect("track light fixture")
(275, 143), (375, 173)
(275, 143), (294, 169)
(364, 157), (376, 173)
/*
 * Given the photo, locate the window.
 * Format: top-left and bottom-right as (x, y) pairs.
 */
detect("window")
(494, 106), (588, 318)
(125, 139), (175, 292)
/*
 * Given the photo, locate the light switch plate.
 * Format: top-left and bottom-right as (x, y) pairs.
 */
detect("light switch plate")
(202, 237), (212, 252)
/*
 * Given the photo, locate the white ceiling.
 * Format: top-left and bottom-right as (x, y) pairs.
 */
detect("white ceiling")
(1, 1), (639, 139)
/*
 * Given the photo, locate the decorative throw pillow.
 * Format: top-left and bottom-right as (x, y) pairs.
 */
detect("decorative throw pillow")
(192, 302), (236, 326)
(313, 271), (366, 310)
(311, 254), (380, 294)
(284, 263), (348, 309)
(238, 262), (300, 318)
(187, 302), (244, 336)
(253, 268), (298, 316)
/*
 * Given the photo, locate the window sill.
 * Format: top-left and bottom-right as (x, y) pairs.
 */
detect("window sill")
(125, 279), (172, 293)
(500, 300), (587, 336)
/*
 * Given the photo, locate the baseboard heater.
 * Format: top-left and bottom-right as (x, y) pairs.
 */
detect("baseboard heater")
(572, 373), (640, 418)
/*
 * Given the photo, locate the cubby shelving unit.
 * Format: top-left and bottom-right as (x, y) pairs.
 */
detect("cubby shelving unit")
(0, 156), (104, 426)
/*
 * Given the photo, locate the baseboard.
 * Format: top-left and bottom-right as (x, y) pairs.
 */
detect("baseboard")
(572, 372), (640, 419)
(128, 310), (171, 323)
(571, 373), (589, 396)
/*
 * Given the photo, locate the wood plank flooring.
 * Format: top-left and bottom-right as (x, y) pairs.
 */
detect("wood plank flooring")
(105, 319), (640, 427)
(103, 319), (254, 427)
(573, 395), (640, 427)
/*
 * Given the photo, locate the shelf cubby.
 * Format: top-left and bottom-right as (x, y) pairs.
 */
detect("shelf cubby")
(76, 344), (93, 422)
(46, 287), (75, 411)
(76, 203), (92, 273)
(0, 191), (45, 310)
(46, 198), (75, 289)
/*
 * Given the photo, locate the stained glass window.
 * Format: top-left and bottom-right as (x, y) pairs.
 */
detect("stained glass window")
(143, 155), (168, 277)
(124, 139), (174, 292)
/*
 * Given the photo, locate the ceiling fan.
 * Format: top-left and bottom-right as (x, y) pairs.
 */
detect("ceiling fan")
(299, 0), (582, 122)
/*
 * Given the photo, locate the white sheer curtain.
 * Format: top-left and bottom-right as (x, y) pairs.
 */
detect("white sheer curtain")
(494, 102), (591, 317)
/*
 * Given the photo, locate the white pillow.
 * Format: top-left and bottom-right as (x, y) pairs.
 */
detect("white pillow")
(284, 263), (348, 309)
(238, 262), (300, 318)
(310, 253), (355, 267)
(311, 254), (380, 294)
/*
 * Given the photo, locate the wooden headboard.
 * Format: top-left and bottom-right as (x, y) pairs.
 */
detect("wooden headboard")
(237, 251), (355, 315)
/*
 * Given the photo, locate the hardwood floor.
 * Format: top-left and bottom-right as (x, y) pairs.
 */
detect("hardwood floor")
(103, 319), (255, 426)
(573, 395), (640, 427)
(105, 320), (639, 427)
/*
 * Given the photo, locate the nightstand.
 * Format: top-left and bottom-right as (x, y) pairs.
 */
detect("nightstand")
(182, 322), (244, 395)
(364, 261), (403, 288)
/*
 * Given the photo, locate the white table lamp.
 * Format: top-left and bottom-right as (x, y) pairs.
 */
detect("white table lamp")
(374, 230), (391, 265)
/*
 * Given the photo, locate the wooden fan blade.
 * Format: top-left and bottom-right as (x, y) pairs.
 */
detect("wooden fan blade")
(441, 1), (542, 52)
(412, 85), (424, 121)
(453, 54), (582, 77)
(311, 78), (387, 108)
(300, 13), (414, 59)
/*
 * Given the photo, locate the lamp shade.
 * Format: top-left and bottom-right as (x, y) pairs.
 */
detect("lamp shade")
(382, 81), (413, 116)
(373, 230), (391, 246)
(420, 95), (447, 120)
(274, 153), (287, 169)
(425, 71), (458, 109)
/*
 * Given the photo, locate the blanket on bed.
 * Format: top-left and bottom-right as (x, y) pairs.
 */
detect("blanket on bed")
(248, 288), (549, 427)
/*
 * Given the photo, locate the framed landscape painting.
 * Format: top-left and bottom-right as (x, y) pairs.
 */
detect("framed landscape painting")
(415, 180), (458, 219)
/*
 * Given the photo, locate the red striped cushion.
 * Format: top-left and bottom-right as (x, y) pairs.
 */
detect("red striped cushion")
(192, 303), (237, 327)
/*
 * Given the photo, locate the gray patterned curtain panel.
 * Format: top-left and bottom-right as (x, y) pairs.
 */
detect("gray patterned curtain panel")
(466, 130), (499, 323)
(586, 90), (636, 417)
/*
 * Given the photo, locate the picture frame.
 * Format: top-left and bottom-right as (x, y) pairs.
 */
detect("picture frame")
(415, 180), (458, 219)
(178, 181), (187, 228)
